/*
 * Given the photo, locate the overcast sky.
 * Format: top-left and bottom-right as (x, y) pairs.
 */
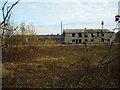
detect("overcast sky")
(0, 0), (119, 35)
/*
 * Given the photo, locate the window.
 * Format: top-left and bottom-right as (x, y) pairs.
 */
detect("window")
(84, 33), (88, 37)
(63, 32), (65, 37)
(91, 39), (94, 42)
(85, 39), (88, 42)
(72, 33), (75, 37)
(72, 39), (75, 42)
(101, 33), (104, 36)
(97, 32), (99, 37)
(91, 33), (94, 38)
(78, 33), (82, 37)
(79, 39), (82, 43)
(76, 39), (78, 44)
(108, 39), (110, 42)
(101, 38), (104, 42)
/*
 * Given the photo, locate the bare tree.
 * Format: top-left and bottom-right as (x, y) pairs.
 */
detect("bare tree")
(74, 22), (120, 88)
(0, 1), (20, 89)
(0, 0), (20, 50)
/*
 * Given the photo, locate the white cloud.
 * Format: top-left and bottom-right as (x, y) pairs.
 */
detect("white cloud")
(13, 1), (117, 23)
(88, 0), (119, 2)
(2, 0), (119, 3)
(2, 0), (118, 34)
(1, 0), (80, 3)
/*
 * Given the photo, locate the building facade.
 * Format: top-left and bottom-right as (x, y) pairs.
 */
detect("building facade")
(37, 35), (62, 44)
(6, 34), (62, 46)
(63, 29), (115, 44)
(6, 29), (115, 45)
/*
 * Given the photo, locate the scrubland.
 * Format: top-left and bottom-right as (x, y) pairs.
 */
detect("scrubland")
(2, 44), (120, 88)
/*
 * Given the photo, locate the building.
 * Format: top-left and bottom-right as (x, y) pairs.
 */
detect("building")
(115, 31), (120, 43)
(63, 29), (115, 44)
(6, 34), (62, 46)
(37, 34), (62, 44)
(5, 29), (116, 45)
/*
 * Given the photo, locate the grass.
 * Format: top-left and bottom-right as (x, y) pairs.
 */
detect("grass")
(2, 63), (14, 79)
(2, 44), (120, 88)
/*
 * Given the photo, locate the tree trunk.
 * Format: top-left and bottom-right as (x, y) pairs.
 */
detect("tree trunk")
(0, 36), (2, 89)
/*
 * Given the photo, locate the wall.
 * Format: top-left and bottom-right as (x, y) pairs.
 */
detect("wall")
(64, 32), (115, 44)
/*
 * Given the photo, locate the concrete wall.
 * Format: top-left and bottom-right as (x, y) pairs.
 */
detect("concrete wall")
(64, 32), (115, 44)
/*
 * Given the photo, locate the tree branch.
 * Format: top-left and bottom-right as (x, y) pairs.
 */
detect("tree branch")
(75, 56), (120, 88)
(75, 35), (119, 88)
(0, 0), (20, 26)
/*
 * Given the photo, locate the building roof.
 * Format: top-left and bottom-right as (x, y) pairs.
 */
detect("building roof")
(37, 35), (61, 39)
(115, 31), (120, 36)
(63, 29), (114, 33)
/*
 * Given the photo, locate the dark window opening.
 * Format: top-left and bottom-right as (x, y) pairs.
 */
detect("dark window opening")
(97, 32), (99, 37)
(72, 33), (75, 37)
(76, 39), (78, 44)
(91, 39), (94, 42)
(79, 39), (82, 43)
(101, 33), (104, 36)
(72, 39), (75, 42)
(84, 33), (88, 37)
(63, 31), (65, 37)
(108, 39), (110, 42)
(85, 39), (88, 42)
(91, 33), (94, 38)
(78, 33), (82, 37)
(101, 38), (104, 42)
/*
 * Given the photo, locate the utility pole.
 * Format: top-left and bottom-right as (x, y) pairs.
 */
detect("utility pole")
(114, 1), (120, 88)
(118, 1), (120, 31)
(118, 1), (120, 87)
(0, 34), (2, 90)
(61, 21), (62, 35)
(101, 21), (104, 31)
(61, 21), (63, 44)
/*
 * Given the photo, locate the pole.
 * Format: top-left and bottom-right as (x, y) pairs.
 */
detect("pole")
(101, 21), (104, 31)
(61, 21), (62, 35)
(61, 21), (63, 44)
(0, 34), (2, 90)
(118, 1), (120, 87)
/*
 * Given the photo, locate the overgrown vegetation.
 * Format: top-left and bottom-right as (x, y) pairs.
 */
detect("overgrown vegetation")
(2, 44), (119, 88)
(1, 0), (120, 88)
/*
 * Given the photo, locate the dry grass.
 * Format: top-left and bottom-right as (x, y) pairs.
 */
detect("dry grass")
(2, 44), (119, 88)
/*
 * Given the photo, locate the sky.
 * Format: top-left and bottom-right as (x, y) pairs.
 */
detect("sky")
(0, 0), (120, 35)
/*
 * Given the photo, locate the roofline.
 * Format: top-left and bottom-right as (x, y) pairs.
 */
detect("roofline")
(63, 29), (115, 33)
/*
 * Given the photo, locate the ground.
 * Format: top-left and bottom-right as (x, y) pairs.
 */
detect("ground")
(2, 44), (120, 88)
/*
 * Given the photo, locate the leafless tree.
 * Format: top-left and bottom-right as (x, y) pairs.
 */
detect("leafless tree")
(0, 0), (20, 50)
(74, 22), (120, 88)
